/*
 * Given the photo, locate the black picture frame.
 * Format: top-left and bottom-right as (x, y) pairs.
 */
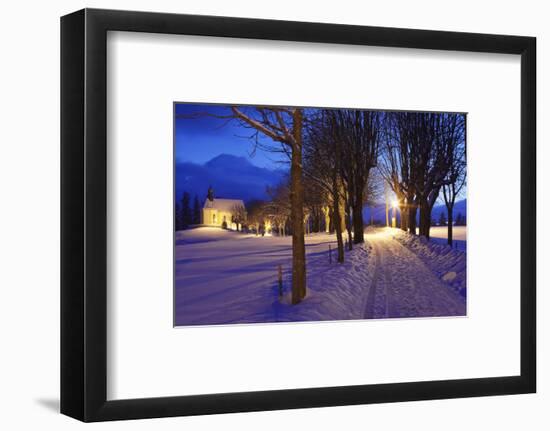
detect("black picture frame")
(61, 8), (536, 422)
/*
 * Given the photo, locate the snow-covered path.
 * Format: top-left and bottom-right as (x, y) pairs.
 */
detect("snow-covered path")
(364, 229), (466, 319)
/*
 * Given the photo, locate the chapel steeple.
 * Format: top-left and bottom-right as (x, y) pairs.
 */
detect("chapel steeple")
(207, 186), (214, 202)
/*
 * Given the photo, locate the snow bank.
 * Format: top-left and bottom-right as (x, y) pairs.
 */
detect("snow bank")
(272, 242), (375, 323)
(394, 230), (467, 298)
(423, 226), (467, 251)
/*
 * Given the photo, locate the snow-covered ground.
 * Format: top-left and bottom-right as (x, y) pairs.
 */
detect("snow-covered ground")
(429, 225), (467, 241)
(175, 228), (373, 325)
(366, 229), (466, 318)
(175, 226), (466, 326)
(393, 228), (467, 299)
(176, 226), (256, 245)
(416, 226), (467, 251)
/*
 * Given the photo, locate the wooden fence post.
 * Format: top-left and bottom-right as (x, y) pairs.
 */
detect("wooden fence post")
(277, 264), (283, 298)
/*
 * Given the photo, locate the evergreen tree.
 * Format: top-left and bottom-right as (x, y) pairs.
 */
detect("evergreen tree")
(438, 211), (447, 226)
(193, 194), (201, 225)
(180, 192), (192, 229)
(175, 202), (181, 231)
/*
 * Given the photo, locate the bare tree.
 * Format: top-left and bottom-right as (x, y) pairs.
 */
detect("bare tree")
(380, 112), (463, 239)
(303, 110), (347, 263)
(226, 107), (306, 304)
(247, 200), (266, 235)
(231, 203), (247, 232)
(303, 172), (330, 233)
(336, 110), (381, 243)
(265, 182), (291, 237)
(442, 114), (467, 245)
(364, 168), (384, 208)
(379, 112), (418, 233)
(415, 113), (454, 239)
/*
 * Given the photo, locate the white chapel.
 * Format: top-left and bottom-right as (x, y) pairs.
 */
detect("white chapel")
(201, 187), (246, 229)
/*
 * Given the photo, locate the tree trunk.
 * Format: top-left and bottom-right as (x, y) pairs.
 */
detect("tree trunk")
(352, 180), (365, 243)
(345, 206), (353, 251)
(399, 205), (408, 231)
(408, 201), (417, 235)
(313, 209), (320, 233)
(419, 199), (430, 238)
(332, 173), (345, 263)
(385, 198), (389, 227)
(323, 207), (330, 233)
(332, 198), (345, 263)
(338, 187), (347, 235)
(447, 205), (453, 246)
(290, 110), (306, 304)
(424, 188), (440, 240)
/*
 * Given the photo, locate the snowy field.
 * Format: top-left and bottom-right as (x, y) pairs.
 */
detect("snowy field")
(175, 227), (466, 326)
(430, 225), (467, 241)
(416, 226), (467, 251)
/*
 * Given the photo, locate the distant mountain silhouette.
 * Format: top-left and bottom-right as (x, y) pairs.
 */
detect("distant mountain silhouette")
(432, 199), (467, 222)
(175, 154), (285, 204)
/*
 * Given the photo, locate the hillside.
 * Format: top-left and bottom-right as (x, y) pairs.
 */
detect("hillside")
(175, 154), (285, 203)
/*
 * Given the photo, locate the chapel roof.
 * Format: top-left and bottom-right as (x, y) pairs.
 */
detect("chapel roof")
(203, 198), (245, 212)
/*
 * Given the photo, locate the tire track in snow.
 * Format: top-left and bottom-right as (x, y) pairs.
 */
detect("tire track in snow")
(363, 242), (380, 318)
(379, 243), (400, 318)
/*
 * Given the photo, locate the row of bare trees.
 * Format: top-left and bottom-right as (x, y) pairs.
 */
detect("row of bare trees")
(379, 112), (466, 243)
(179, 107), (466, 304)
(227, 108), (383, 302)
(301, 109), (381, 262)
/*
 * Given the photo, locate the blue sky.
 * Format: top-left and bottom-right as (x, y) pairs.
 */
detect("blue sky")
(174, 103), (466, 204)
(174, 103), (287, 169)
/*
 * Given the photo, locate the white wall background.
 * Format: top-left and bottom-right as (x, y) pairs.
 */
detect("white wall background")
(108, 32), (521, 400)
(0, 0), (547, 429)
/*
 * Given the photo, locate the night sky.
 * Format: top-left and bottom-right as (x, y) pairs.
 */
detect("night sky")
(174, 103), (466, 205)
(174, 103), (286, 169)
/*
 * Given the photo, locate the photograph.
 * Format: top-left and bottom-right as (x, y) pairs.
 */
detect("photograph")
(174, 103), (467, 326)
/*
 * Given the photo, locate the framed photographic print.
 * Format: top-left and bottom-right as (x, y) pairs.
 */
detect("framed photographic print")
(61, 8), (536, 422)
